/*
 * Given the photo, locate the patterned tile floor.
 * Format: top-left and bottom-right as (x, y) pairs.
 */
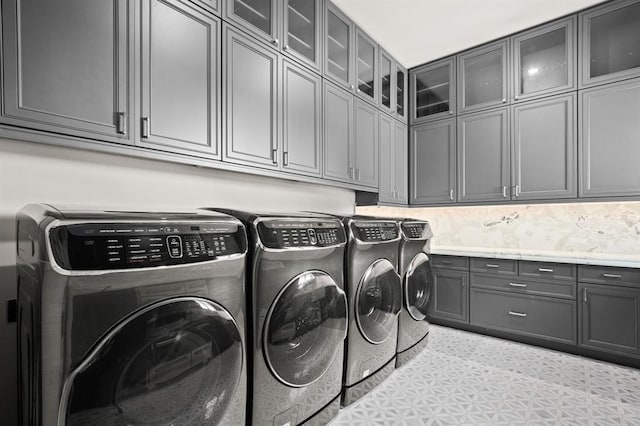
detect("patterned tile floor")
(329, 325), (640, 425)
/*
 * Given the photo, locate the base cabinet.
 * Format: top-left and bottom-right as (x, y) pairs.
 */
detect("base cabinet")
(429, 269), (469, 323)
(579, 283), (640, 357)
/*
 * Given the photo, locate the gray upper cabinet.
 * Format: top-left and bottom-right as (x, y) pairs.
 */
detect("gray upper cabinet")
(579, 78), (640, 198)
(579, 282), (640, 358)
(324, 3), (354, 91)
(355, 28), (378, 105)
(353, 99), (379, 187)
(379, 49), (394, 115)
(410, 119), (457, 205)
(458, 40), (509, 114)
(281, 60), (322, 177)
(223, 25), (279, 170)
(324, 81), (353, 182)
(1, 0), (133, 144)
(457, 107), (510, 203)
(512, 93), (576, 200)
(282, 0), (323, 71)
(580, 0), (640, 88)
(411, 57), (456, 124)
(393, 120), (408, 203)
(395, 62), (408, 123)
(379, 114), (407, 204)
(512, 16), (576, 102)
(138, 0), (220, 158)
(224, 0), (278, 46)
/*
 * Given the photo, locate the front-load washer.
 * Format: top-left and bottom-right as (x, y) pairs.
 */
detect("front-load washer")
(340, 216), (402, 407)
(203, 209), (348, 426)
(395, 219), (434, 367)
(16, 204), (248, 426)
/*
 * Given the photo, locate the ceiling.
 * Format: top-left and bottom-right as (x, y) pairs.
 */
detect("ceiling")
(331, 0), (607, 68)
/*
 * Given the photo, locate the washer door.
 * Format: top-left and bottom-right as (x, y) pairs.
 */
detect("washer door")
(61, 297), (243, 426)
(405, 253), (433, 321)
(264, 271), (347, 388)
(356, 259), (402, 344)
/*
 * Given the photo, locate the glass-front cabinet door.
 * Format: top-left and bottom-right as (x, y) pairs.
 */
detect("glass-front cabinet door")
(411, 57), (456, 124)
(355, 28), (378, 103)
(325, 4), (352, 89)
(458, 40), (509, 114)
(225, 0), (277, 46)
(380, 50), (393, 113)
(396, 63), (407, 122)
(512, 17), (576, 102)
(283, 0), (321, 71)
(580, 0), (640, 87)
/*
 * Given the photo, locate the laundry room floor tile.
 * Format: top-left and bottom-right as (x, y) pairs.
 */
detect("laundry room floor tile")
(329, 325), (640, 425)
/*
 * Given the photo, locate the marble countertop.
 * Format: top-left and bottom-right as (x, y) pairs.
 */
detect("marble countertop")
(430, 246), (640, 269)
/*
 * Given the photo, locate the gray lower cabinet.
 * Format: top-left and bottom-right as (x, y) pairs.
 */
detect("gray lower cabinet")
(457, 107), (510, 202)
(410, 119), (456, 204)
(223, 25), (279, 170)
(281, 60), (322, 177)
(138, 0), (221, 158)
(379, 114), (408, 204)
(1, 0), (133, 144)
(579, 283), (640, 357)
(579, 78), (640, 198)
(512, 93), (576, 200)
(429, 269), (469, 323)
(323, 81), (354, 182)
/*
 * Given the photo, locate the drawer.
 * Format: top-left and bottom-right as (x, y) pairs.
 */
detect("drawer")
(430, 255), (469, 270)
(471, 274), (576, 299)
(578, 265), (640, 287)
(519, 261), (576, 281)
(470, 257), (517, 275)
(470, 288), (576, 344)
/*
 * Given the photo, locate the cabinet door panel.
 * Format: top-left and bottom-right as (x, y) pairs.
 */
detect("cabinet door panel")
(411, 58), (456, 124)
(355, 28), (378, 104)
(379, 50), (393, 113)
(225, 0), (277, 45)
(282, 60), (322, 176)
(1, 0), (132, 144)
(224, 26), (279, 169)
(323, 82), (353, 182)
(512, 93), (576, 200)
(429, 270), (469, 323)
(458, 40), (509, 114)
(378, 113), (395, 203)
(396, 63), (408, 122)
(283, 0), (322, 71)
(457, 107), (510, 202)
(140, 0), (220, 158)
(354, 99), (378, 187)
(325, 4), (352, 90)
(394, 120), (408, 203)
(579, 283), (640, 357)
(410, 119), (456, 204)
(580, 78), (640, 197)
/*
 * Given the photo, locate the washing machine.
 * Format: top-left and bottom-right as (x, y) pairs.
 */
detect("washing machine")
(395, 219), (434, 368)
(16, 204), (248, 426)
(203, 209), (348, 426)
(340, 215), (402, 407)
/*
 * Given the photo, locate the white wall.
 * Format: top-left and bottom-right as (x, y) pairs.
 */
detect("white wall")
(0, 137), (355, 424)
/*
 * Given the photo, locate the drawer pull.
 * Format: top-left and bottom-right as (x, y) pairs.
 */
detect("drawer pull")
(508, 311), (527, 318)
(486, 264), (500, 268)
(538, 268), (554, 273)
(602, 273), (622, 279)
(509, 282), (527, 288)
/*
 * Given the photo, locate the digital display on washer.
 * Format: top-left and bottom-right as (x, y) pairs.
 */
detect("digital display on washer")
(49, 222), (246, 270)
(257, 220), (346, 249)
(352, 221), (399, 242)
(401, 222), (430, 239)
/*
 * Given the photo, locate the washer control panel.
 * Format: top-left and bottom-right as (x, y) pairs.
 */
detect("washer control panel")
(257, 219), (345, 249)
(352, 221), (399, 242)
(401, 221), (433, 240)
(50, 222), (246, 270)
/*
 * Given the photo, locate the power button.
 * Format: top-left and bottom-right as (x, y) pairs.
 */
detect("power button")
(167, 235), (183, 258)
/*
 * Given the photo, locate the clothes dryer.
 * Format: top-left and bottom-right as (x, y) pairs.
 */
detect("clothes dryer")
(395, 219), (434, 367)
(16, 204), (248, 426)
(204, 210), (348, 426)
(340, 216), (402, 406)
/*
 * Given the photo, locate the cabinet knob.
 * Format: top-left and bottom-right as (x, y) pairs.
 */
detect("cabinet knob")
(272, 38), (279, 45)
(449, 110), (453, 115)
(514, 95), (519, 100)
(357, 88), (361, 93)
(350, 85), (355, 90)
(284, 45), (289, 51)
(502, 98), (506, 103)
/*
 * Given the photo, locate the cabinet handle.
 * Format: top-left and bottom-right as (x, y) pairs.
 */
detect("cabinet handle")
(348, 167), (354, 178)
(508, 282), (528, 288)
(486, 263), (500, 268)
(508, 311), (527, 317)
(117, 112), (127, 135)
(514, 185), (520, 197)
(141, 117), (149, 138)
(583, 288), (588, 303)
(283, 151), (289, 166)
(284, 45), (289, 51)
(538, 268), (554, 273)
(355, 168), (361, 180)
(449, 110), (453, 115)
(271, 148), (278, 164)
(502, 98), (506, 103)
(357, 88), (361, 93)
(602, 273), (622, 279)
(515, 95), (519, 100)
(449, 189), (454, 200)
(502, 185), (507, 198)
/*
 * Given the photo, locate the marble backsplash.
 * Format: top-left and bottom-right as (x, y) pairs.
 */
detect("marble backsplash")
(357, 202), (640, 257)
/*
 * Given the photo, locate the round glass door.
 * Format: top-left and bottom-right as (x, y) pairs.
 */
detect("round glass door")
(405, 253), (433, 321)
(264, 271), (347, 388)
(62, 297), (243, 426)
(356, 259), (402, 344)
